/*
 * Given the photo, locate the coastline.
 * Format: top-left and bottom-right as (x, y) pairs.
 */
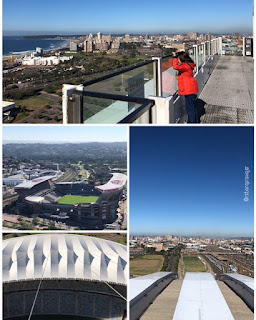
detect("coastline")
(3, 39), (70, 60)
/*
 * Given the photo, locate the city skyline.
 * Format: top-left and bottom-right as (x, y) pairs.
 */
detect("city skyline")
(3, 126), (127, 143)
(130, 127), (254, 237)
(3, 0), (253, 35)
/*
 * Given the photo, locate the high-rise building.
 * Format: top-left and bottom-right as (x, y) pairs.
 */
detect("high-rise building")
(188, 32), (198, 40)
(84, 40), (94, 52)
(97, 32), (102, 41)
(35, 47), (43, 56)
(125, 34), (131, 43)
(205, 34), (212, 41)
(111, 38), (120, 49)
(70, 41), (78, 52)
(103, 34), (112, 43)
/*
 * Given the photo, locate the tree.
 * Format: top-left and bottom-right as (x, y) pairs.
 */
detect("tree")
(32, 217), (40, 225)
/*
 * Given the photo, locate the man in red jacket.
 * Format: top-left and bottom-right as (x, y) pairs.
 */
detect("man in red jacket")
(172, 51), (199, 123)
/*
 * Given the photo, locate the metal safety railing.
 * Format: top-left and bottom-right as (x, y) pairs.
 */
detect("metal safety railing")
(62, 37), (223, 124)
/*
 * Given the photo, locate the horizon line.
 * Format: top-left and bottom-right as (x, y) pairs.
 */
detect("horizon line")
(3, 31), (253, 36)
(3, 140), (127, 144)
(131, 235), (254, 239)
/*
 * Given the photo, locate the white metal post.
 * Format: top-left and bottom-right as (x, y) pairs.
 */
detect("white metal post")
(62, 84), (83, 124)
(202, 43), (206, 65)
(193, 45), (198, 74)
(218, 37), (222, 55)
(152, 57), (162, 97)
(242, 37), (246, 56)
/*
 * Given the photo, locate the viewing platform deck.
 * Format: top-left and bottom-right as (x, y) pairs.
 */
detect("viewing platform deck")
(200, 56), (254, 124)
(62, 37), (254, 124)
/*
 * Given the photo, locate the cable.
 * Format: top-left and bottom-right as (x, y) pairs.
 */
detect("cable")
(27, 251), (50, 320)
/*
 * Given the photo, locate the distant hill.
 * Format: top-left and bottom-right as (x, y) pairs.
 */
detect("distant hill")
(3, 142), (127, 162)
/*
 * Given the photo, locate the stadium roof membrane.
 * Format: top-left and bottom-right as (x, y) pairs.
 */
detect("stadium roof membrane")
(95, 173), (127, 193)
(15, 175), (55, 189)
(3, 234), (127, 285)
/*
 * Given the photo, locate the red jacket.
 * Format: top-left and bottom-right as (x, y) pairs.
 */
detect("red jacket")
(173, 58), (199, 95)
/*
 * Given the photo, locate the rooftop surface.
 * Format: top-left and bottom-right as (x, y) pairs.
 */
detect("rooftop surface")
(199, 56), (254, 124)
(140, 276), (254, 320)
(173, 273), (234, 320)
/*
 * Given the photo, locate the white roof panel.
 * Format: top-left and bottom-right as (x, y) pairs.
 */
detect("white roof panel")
(225, 273), (254, 290)
(130, 272), (171, 301)
(3, 234), (127, 285)
(173, 273), (234, 320)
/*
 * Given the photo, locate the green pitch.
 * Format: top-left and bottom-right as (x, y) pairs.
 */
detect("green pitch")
(58, 195), (99, 205)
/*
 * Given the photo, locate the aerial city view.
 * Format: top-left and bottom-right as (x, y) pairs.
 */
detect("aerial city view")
(3, 126), (127, 231)
(3, 0), (253, 124)
(130, 127), (254, 320)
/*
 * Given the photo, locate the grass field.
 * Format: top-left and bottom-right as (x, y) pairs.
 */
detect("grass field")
(15, 97), (53, 110)
(130, 255), (164, 276)
(58, 195), (99, 205)
(182, 255), (207, 272)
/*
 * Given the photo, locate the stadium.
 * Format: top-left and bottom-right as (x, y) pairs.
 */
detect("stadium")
(3, 234), (127, 320)
(14, 173), (127, 228)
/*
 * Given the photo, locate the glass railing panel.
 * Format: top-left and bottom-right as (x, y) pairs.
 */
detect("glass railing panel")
(187, 47), (195, 64)
(84, 62), (156, 99)
(82, 96), (149, 124)
(161, 56), (178, 97)
(222, 39), (243, 56)
(205, 43), (209, 61)
(198, 45), (203, 69)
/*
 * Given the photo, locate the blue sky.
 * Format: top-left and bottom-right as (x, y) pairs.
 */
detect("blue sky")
(3, 126), (127, 143)
(3, 0), (253, 35)
(130, 127), (254, 237)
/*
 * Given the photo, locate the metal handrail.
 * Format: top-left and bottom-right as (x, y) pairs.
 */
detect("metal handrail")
(118, 100), (155, 124)
(73, 89), (151, 104)
(82, 60), (155, 87)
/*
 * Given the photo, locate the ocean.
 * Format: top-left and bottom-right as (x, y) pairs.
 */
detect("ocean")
(3, 36), (69, 57)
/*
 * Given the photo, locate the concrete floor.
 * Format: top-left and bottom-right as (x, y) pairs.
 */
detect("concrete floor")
(217, 281), (254, 320)
(140, 279), (183, 320)
(199, 56), (254, 124)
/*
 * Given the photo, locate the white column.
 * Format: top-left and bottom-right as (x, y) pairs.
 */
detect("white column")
(62, 84), (83, 124)
(148, 95), (172, 124)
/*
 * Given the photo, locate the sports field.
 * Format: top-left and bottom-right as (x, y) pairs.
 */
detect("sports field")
(130, 255), (164, 276)
(58, 195), (99, 205)
(182, 255), (207, 272)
